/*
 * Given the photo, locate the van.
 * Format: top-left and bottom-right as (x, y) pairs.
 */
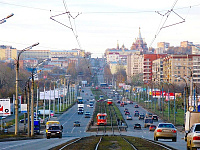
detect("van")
(144, 118), (153, 128)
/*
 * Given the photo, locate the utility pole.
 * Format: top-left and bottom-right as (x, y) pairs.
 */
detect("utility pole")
(31, 72), (34, 136)
(27, 83), (30, 137)
(43, 82), (46, 122)
(63, 78), (66, 110)
(49, 83), (51, 119)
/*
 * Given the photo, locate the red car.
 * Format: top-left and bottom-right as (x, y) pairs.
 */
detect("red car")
(125, 111), (130, 115)
(149, 125), (156, 131)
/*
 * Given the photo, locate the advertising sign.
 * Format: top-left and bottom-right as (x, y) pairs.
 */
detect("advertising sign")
(0, 99), (11, 116)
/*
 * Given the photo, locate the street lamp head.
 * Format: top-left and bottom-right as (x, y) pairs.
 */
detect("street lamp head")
(32, 42), (39, 47)
(0, 20), (6, 24)
(6, 13), (14, 19)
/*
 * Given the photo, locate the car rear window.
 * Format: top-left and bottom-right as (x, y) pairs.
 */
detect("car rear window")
(195, 125), (200, 131)
(158, 124), (174, 128)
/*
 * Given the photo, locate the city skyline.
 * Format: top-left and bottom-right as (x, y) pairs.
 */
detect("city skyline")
(0, 0), (199, 57)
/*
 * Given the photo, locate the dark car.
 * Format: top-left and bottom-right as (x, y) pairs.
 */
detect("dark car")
(139, 114), (145, 120)
(124, 108), (128, 112)
(125, 111), (130, 115)
(134, 110), (139, 113)
(74, 121), (81, 127)
(134, 104), (139, 108)
(152, 115), (158, 121)
(146, 112), (153, 118)
(134, 112), (139, 117)
(46, 125), (62, 139)
(117, 100), (121, 103)
(134, 123), (141, 129)
(20, 118), (28, 123)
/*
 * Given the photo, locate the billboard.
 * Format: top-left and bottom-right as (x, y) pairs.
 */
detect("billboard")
(0, 99), (11, 116)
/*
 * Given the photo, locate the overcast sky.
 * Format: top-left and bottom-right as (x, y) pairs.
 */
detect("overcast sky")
(0, 0), (199, 57)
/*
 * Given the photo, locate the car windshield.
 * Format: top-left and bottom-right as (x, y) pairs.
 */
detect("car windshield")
(195, 125), (200, 131)
(145, 119), (153, 123)
(49, 126), (60, 130)
(158, 124), (174, 128)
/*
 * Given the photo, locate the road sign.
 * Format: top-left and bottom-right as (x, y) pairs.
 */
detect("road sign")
(21, 104), (27, 113)
(0, 99), (11, 116)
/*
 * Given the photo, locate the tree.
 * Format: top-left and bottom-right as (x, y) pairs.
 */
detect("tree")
(104, 64), (112, 84)
(67, 62), (77, 81)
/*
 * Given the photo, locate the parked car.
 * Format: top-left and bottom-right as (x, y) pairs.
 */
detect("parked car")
(117, 100), (121, 103)
(134, 123), (141, 129)
(73, 121), (81, 127)
(149, 125), (157, 131)
(152, 115), (158, 121)
(129, 101), (133, 104)
(187, 123), (200, 149)
(139, 114), (145, 120)
(154, 123), (177, 142)
(126, 115), (132, 120)
(125, 111), (130, 115)
(20, 118), (28, 123)
(134, 104), (139, 108)
(120, 103), (124, 107)
(146, 112), (153, 118)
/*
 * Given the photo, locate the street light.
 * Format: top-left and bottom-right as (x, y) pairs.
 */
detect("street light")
(30, 59), (46, 136)
(15, 43), (39, 135)
(0, 13), (14, 24)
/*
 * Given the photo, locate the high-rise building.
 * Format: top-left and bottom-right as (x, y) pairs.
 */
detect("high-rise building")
(143, 54), (167, 84)
(127, 53), (143, 83)
(163, 55), (200, 84)
(0, 45), (17, 60)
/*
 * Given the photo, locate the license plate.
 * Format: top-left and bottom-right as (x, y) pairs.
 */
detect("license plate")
(163, 129), (170, 132)
(51, 133), (56, 135)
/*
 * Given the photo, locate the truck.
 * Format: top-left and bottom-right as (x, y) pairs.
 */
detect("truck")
(77, 97), (83, 104)
(38, 110), (54, 116)
(78, 104), (84, 114)
(184, 111), (200, 141)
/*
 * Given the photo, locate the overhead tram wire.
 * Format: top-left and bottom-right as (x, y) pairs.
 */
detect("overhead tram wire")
(0, 1), (199, 14)
(149, 0), (190, 48)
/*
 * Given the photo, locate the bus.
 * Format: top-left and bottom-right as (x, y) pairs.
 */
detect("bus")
(97, 113), (107, 125)
(107, 99), (113, 105)
(100, 83), (108, 89)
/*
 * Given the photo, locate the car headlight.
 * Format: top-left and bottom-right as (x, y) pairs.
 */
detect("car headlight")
(57, 132), (60, 133)
(47, 132), (51, 134)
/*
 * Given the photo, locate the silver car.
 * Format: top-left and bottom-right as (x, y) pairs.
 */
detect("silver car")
(154, 123), (177, 142)
(187, 123), (200, 150)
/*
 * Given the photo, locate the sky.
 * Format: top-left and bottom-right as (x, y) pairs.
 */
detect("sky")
(0, 0), (199, 57)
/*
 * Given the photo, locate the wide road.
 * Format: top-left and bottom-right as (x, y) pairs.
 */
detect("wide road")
(0, 87), (95, 150)
(105, 88), (187, 150)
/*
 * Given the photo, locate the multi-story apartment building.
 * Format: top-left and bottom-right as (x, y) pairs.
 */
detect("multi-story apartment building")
(163, 55), (200, 84)
(19, 50), (50, 59)
(152, 58), (164, 84)
(143, 54), (167, 84)
(50, 49), (85, 58)
(181, 41), (193, 47)
(127, 53), (143, 83)
(0, 45), (17, 60)
(156, 42), (170, 54)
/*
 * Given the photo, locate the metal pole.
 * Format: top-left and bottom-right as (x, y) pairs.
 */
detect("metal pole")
(174, 89), (176, 125)
(24, 86), (27, 132)
(27, 83), (30, 137)
(15, 61), (19, 135)
(162, 85), (164, 117)
(63, 78), (65, 110)
(43, 83), (45, 122)
(36, 83), (39, 120)
(168, 86), (170, 121)
(31, 73), (34, 136)
(49, 83), (51, 119)
(53, 82), (55, 115)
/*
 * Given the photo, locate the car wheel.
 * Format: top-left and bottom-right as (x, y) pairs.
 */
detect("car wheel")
(154, 137), (158, 141)
(172, 138), (177, 142)
(79, 124), (80, 127)
(59, 135), (62, 138)
(47, 136), (50, 139)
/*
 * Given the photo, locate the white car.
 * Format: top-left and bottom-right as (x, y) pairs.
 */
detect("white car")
(187, 123), (200, 149)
